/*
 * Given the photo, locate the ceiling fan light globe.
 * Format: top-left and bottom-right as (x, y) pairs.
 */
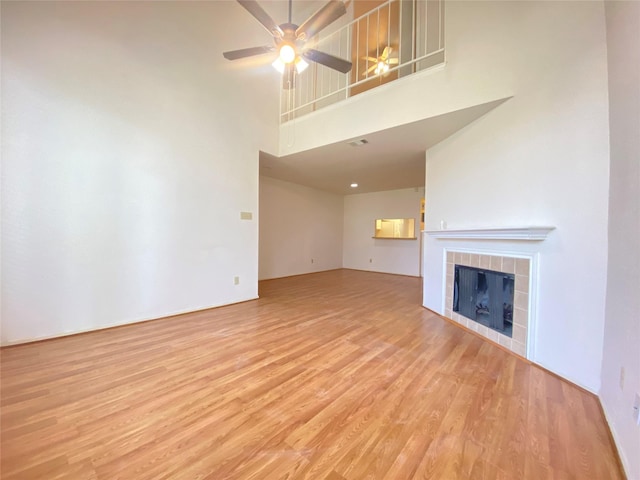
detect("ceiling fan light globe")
(295, 57), (309, 74)
(279, 44), (296, 64)
(272, 58), (286, 73)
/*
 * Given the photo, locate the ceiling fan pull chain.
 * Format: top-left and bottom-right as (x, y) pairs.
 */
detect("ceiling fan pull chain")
(286, 78), (296, 147)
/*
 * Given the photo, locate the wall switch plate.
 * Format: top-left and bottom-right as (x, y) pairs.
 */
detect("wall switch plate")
(234, 276), (240, 285)
(633, 393), (640, 425)
(620, 366), (625, 390)
(240, 212), (252, 220)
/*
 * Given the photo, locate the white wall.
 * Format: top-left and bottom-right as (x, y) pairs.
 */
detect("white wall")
(1, 2), (279, 344)
(600, 1), (640, 478)
(419, 1), (611, 392)
(343, 188), (423, 276)
(259, 176), (343, 280)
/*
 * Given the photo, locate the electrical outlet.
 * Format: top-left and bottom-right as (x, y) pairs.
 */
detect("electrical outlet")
(620, 366), (625, 390)
(633, 393), (640, 425)
(234, 276), (240, 285)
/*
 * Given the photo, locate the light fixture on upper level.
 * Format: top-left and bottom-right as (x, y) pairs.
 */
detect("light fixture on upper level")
(374, 60), (390, 75)
(363, 46), (399, 77)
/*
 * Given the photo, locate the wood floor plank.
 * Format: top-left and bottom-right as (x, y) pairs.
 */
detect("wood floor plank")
(0, 269), (624, 479)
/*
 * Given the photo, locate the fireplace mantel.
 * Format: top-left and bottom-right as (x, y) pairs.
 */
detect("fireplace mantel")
(423, 226), (555, 241)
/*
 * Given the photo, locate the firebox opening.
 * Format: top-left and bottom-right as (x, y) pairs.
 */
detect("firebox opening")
(453, 264), (515, 337)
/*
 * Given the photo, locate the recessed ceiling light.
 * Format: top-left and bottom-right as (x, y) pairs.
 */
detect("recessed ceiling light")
(350, 183), (358, 188)
(347, 139), (369, 147)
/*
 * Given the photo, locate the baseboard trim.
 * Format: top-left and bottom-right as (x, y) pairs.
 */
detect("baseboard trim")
(342, 268), (421, 278)
(0, 297), (260, 348)
(599, 399), (631, 479)
(259, 268), (342, 282)
(260, 268), (421, 282)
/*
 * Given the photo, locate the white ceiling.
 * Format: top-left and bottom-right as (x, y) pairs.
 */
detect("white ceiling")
(259, 98), (510, 195)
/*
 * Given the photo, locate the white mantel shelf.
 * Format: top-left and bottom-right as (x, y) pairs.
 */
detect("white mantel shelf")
(423, 226), (555, 241)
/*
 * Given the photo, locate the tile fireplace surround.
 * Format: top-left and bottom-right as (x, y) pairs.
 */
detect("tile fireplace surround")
(444, 251), (531, 358)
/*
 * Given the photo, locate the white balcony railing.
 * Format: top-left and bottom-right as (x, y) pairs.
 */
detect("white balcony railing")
(280, 0), (445, 123)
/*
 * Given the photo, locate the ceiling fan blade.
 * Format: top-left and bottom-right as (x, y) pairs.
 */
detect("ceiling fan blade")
(237, 0), (283, 38)
(223, 45), (276, 60)
(388, 58), (399, 65)
(304, 49), (352, 73)
(295, 0), (347, 41)
(362, 56), (379, 62)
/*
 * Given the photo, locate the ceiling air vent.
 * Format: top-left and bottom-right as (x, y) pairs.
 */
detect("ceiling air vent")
(347, 139), (369, 147)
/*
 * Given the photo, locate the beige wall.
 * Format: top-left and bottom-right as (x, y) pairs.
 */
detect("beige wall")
(343, 188), (423, 276)
(600, 1), (640, 477)
(259, 176), (344, 280)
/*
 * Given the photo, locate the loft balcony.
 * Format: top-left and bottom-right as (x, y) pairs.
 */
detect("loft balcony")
(280, 0), (445, 123)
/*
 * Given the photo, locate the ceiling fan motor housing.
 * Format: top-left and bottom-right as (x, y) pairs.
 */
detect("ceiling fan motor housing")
(276, 23), (302, 63)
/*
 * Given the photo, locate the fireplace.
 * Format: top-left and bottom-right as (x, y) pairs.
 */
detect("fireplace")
(444, 251), (531, 358)
(453, 265), (515, 337)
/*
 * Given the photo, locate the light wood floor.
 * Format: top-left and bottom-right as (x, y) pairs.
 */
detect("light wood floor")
(1, 269), (623, 479)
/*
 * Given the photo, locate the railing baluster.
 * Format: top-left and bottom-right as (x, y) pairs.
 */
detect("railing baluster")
(308, 69), (311, 108)
(388, 1), (391, 62)
(398, 0), (402, 72)
(412, 0), (416, 67)
(366, 14), (370, 79)
(377, 7), (380, 63)
(282, 0), (445, 121)
(298, 71), (302, 115)
(439, 0), (443, 50)
(356, 17), (360, 82)
(425, 0), (428, 58)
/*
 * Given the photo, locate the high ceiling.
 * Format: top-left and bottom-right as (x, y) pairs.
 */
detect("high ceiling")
(260, 98), (509, 195)
(222, 0), (510, 196)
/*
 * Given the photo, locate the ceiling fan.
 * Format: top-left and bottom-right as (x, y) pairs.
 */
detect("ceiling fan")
(223, 0), (353, 88)
(363, 46), (398, 76)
